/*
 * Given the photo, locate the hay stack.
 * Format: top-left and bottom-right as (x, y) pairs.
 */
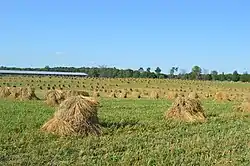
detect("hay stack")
(214, 92), (231, 101)
(19, 87), (39, 100)
(143, 90), (149, 96)
(205, 93), (211, 99)
(166, 92), (178, 100)
(41, 96), (101, 136)
(188, 92), (199, 99)
(165, 96), (206, 123)
(64, 90), (90, 98)
(118, 91), (128, 98)
(131, 91), (141, 98)
(234, 96), (250, 112)
(109, 92), (117, 98)
(8, 87), (22, 99)
(0, 87), (11, 98)
(45, 90), (65, 107)
(93, 91), (100, 98)
(150, 91), (160, 99)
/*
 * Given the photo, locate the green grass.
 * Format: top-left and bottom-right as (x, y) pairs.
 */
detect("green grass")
(0, 99), (250, 165)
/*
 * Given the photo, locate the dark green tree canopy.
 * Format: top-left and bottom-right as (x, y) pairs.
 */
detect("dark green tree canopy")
(155, 67), (161, 74)
(191, 66), (202, 79)
(146, 67), (151, 72)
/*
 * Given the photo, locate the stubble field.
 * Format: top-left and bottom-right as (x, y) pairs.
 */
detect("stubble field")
(0, 76), (250, 165)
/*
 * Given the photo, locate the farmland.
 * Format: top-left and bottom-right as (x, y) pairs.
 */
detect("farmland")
(1, 76), (250, 100)
(1, 76), (250, 165)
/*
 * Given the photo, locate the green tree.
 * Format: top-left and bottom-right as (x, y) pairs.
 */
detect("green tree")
(146, 67), (151, 72)
(155, 67), (161, 74)
(133, 71), (141, 78)
(112, 68), (119, 78)
(170, 67), (178, 78)
(44, 66), (50, 71)
(211, 70), (218, 81)
(148, 72), (157, 78)
(125, 69), (134, 78)
(191, 66), (202, 80)
(138, 67), (144, 73)
(240, 72), (250, 82)
(220, 72), (226, 81)
(232, 70), (240, 82)
(117, 70), (124, 78)
(140, 72), (148, 78)
(204, 74), (212, 81)
(159, 74), (165, 79)
(175, 67), (179, 74)
(88, 68), (99, 77)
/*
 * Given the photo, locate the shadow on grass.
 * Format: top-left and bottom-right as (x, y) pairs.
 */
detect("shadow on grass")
(100, 121), (145, 130)
(99, 121), (147, 136)
(100, 121), (142, 129)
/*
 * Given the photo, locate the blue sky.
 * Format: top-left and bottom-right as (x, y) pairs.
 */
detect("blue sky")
(1, 0), (250, 74)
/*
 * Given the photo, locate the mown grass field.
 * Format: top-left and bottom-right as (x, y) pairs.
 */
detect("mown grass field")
(1, 76), (250, 165)
(0, 98), (250, 165)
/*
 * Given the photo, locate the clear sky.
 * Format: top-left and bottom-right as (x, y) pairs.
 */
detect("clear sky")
(1, 0), (250, 74)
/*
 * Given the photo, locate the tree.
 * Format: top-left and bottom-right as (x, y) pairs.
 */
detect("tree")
(44, 65), (50, 71)
(170, 67), (178, 78)
(0, 66), (6, 70)
(211, 70), (218, 75)
(175, 67), (179, 73)
(125, 69), (134, 78)
(88, 68), (100, 77)
(170, 68), (175, 76)
(220, 72), (226, 81)
(99, 70), (108, 78)
(211, 70), (218, 81)
(146, 67), (151, 72)
(155, 67), (161, 75)
(112, 68), (119, 78)
(191, 66), (202, 80)
(148, 72), (157, 78)
(232, 70), (240, 82)
(159, 74), (166, 79)
(117, 70), (124, 78)
(240, 71), (250, 82)
(141, 71), (148, 78)
(138, 67), (144, 73)
(204, 74), (212, 81)
(133, 71), (141, 78)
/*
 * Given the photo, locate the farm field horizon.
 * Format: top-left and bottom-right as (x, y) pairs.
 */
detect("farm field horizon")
(1, 76), (250, 165)
(2, 0), (250, 165)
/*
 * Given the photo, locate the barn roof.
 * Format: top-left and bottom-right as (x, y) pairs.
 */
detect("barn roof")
(0, 70), (88, 76)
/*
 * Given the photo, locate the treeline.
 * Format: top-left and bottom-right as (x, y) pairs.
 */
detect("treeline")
(1, 65), (250, 82)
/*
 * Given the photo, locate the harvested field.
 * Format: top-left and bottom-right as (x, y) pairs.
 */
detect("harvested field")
(1, 76), (249, 101)
(0, 76), (250, 165)
(2, 2), (250, 164)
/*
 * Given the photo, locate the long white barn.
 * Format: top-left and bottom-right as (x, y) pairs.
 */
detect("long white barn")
(0, 70), (88, 77)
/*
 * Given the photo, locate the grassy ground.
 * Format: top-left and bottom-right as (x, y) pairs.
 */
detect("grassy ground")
(0, 98), (250, 165)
